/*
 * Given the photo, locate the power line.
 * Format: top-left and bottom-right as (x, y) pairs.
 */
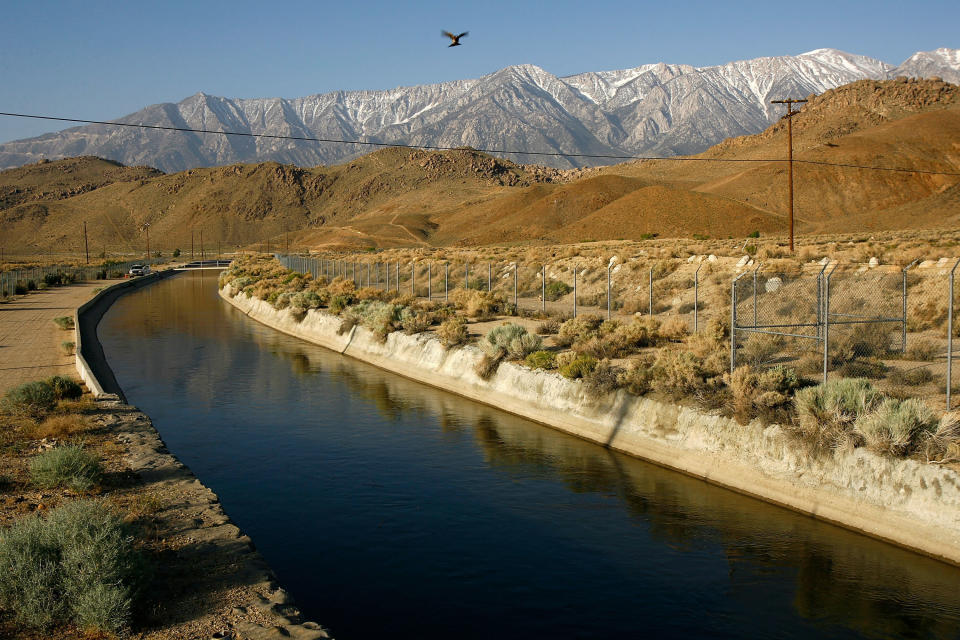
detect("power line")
(2, 110), (960, 177)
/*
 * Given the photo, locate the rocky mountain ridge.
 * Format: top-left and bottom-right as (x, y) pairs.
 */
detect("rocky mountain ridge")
(0, 48), (957, 172)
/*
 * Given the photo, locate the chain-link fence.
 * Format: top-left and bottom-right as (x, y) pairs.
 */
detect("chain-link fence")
(0, 258), (164, 300)
(276, 254), (714, 324)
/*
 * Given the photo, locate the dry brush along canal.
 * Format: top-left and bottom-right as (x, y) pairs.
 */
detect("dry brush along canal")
(98, 271), (960, 639)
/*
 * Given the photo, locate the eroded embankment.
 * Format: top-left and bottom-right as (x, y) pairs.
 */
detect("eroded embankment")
(221, 284), (960, 567)
(73, 274), (330, 639)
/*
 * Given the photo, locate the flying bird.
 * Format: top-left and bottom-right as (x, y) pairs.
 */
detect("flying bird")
(443, 30), (468, 47)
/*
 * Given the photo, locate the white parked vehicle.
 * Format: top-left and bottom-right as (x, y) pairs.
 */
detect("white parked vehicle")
(129, 264), (151, 276)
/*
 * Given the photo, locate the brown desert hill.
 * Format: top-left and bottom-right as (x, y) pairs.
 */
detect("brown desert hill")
(2, 76), (959, 255)
(552, 185), (782, 242)
(0, 156), (161, 210)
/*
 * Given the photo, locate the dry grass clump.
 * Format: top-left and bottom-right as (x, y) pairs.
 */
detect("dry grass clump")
(793, 378), (884, 451)
(853, 397), (938, 457)
(649, 349), (713, 399)
(905, 338), (941, 362)
(887, 366), (936, 387)
(923, 412), (960, 462)
(536, 318), (561, 335)
(31, 414), (89, 440)
(738, 334), (781, 368)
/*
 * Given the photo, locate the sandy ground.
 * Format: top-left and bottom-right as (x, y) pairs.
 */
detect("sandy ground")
(0, 282), (111, 394)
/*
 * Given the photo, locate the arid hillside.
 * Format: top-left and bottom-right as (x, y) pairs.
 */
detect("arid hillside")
(1, 77), (958, 256)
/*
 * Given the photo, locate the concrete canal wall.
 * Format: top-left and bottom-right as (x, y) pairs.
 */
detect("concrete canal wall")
(221, 284), (960, 567)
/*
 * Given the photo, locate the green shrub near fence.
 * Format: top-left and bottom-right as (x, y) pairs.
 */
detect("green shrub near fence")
(30, 445), (103, 491)
(1, 381), (57, 418)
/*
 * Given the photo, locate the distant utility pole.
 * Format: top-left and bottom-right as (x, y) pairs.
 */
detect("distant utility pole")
(200, 229), (204, 262)
(191, 231), (195, 259)
(142, 222), (151, 260)
(771, 98), (808, 252)
(83, 221), (89, 264)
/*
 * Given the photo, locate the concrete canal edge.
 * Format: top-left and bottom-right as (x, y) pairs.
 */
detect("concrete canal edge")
(220, 284), (960, 568)
(75, 273), (331, 639)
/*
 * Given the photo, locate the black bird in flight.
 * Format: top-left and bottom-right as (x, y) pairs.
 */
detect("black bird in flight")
(443, 30), (468, 47)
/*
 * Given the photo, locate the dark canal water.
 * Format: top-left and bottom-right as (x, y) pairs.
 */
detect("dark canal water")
(98, 271), (960, 639)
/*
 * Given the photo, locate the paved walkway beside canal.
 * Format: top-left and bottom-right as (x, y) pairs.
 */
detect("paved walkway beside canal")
(0, 281), (114, 394)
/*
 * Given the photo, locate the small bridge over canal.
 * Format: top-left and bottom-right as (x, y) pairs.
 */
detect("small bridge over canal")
(174, 259), (232, 270)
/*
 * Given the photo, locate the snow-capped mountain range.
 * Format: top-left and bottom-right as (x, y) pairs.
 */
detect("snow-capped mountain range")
(1, 48), (957, 172)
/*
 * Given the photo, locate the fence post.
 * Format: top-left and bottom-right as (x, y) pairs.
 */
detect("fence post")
(542, 265), (546, 313)
(731, 273), (748, 372)
(902, 259), (919, 353)
(649, 267), (653, 316)
(694, 262), (703, 334)
(573, 266), (578, 318)
(465, 263), (469, 289)
(816, 262), (828, 341)
(488, 263), (491, 292)
(514, 263), (518, 310)
(607, 264), (611, 320)
(753, 263), (762, 328)
(412, 263), (416, 296)
(428, 263), (432, 300)
(823, 263), (838, 384)
(396, 262), (400, 292)
(445, 263), (449, 302)
(948, 259), (960, 410)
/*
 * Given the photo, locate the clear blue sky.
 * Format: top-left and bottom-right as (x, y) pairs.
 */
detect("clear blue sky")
(1, 0), (956, 143)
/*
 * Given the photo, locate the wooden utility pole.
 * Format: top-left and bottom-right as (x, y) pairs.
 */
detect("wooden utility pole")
(142, 222), (151, 260)
(83, 221), (89, 264)
(200, 229), (204, 262)
(771, 98), (807, 252)
(191, 231), (195, 259)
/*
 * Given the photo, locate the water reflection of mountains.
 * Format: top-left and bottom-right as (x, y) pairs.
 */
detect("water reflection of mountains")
(109, 272), (960, 638)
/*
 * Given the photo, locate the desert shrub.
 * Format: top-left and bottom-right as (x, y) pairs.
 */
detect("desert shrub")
(14, 283), (27, 295)
(524, 350), (557, 370)
(1, 381), (56, 418)
(0, 500), (147, 633)
(329, 293), (355, 314)
(739, 333), (781, 367)
(583, 360), (622, 398)
(651, 349), (708, 399)
(437, 316), (468, 348)
(352, 300), (403, 340)
(618, 358), (656, 396)
(52, 316), (74, 330)
(854, 398), (938, 457)
(905, 339), (941, 362)
(43, 273), (62, 287)
(836, 358), (888, 379)
(289, 291), (324, 313)
(60, 341), (75, 356)
(481, 323), (539, 361)
(326, 277), (357, 296)
(887, 366), (935, 387)
(793, 378), (884, 451)
(450, 289), (506, 319)
(725, 365), (801, 423)
(658, 316), (689, 341)
(30, 444), (103, 491)
(46, 376), (82, 401)
(559, 354), (598, 380)
(830, 324), (893, 364)
(544, 280), (572, 301)
(536, 318), (561, 335)
(556, 314), (604, 347)
(400, 307), (432, 335)
(506, 332), (543, 360)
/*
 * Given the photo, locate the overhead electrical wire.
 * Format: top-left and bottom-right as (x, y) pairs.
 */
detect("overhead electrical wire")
(2, 111), (960, 177)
